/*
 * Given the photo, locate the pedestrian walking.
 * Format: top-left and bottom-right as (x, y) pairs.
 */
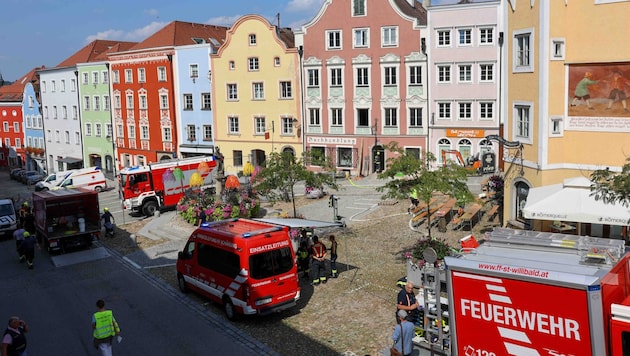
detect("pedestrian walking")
(328, 235), (338, 278)
(92, 299), (121, 356)
(18, 202), (30, 229)
(101, 208), (115, 237)
(392, 310), (415, 356)
(18, 232), (39, 270)
(12, 228), (25, 260)
(2, 316), (29, 356)
(310, 235), (327, 286)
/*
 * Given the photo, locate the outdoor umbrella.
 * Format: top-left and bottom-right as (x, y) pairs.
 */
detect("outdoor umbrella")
(189, 172), (204, 187)
(522, 177), (630, 232)
(197, 161), (210, 174)
(225, 175), (241, 190)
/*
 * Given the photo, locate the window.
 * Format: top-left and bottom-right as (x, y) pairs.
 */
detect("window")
(71, 78), (76, 91)
(126, 94), (134, 109)
(384, 67), (397, 86)
(354, 28), (369, 48)
(437, 138), (452, 165)
(384, 108), (398, 126)
(458, 28), (472, 45)
(41, 81), (46, 93)
(327, 30), (341, 49)
(437, 65), (451, 83)
(437, 30), (451, 47)
(551, 39), (565, 60)
(331, 108), (342, 126)
(458, 102), (472, 120)
(330, 68), (342, 87)
(438, 102), (451, 119)
(43, 106), (48, 120)
(515, 104), (531, 139)
(190, 64), (199, 78)
(102, 71), (109, 84)
(128, 124), (136, 139)
(13, 122), (19, 133)
(281, 117), (294, 135)
(229, 61), (235, 70)
(51, 80), (56, 92)
(458, 64), (472, 83)
(83, 96), (90, 111)
(92, 72), (99, 85)
(409, 108), (423, 127)
(82, 73), (89, 85)
(201, 93), (212, 110)
(308, 69), (320, 87)
(280, 81), (292, 99)
(227, 84), (238, 100)
(60, 80), (66, 92)
(357, 67), (369, 86)
(253, 83), (264, 100)
(183, 94), (193, 110)
(479, 28), (494, 45)
(233, 150), (243, 166)
(187, 125), (196, 142)
(117, 124), (124, 137)
(353, 0), (366, 16)
(62, 106), (67, 120)
(202, 125), (212, 141)
(106, 124), (113, 138)
(274, 57), (280, 66)
(72, 106), (78, 120)
(310, 147), (326, 166)
(514, 30), (533, 72)
(550, 116), (563, 135)
(55, 130), (60, 142)
(357, 108), (369, 127)
(158, 67), (167, 81)
(160, 94), (169, 109)
(94, 96), (100, 111)
(95, 123), (102, 137)
(255, 117), (266, 135)
(139, 94), (147, 109)
(309, 108), (321, 126)
(103, 95), (110, 111)
(409, 66), (422, 86)
(2, 122), (7, 132)
(114, 95), (121, 109)
(138, 68), (146, 82)
(162, 127), (172, 142)
(480, 64), (494, 82)
(125, 69), (133, 83)
(479, 102), (494, 120)
(112, 70), (120, 83)
(248, 57), (259, 71)
(337, 147), (352, 168)
(64, 131), (70, 144)
(249, 34), (257, 45)
(382, 27), (398, 47)
(46, 130), (51, 142)
(228, 116), (239, 134)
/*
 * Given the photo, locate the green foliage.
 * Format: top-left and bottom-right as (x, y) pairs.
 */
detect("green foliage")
(377, 142), (475, 238)
(251, 151), (339, 217)
(411, 237), (454, 261)
(591, 158), (630, 207)
(176, 189), (260, 225)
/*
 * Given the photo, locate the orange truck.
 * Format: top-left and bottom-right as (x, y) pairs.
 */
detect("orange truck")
(120, 156), (216, 216)
(444, 228), (630, 356)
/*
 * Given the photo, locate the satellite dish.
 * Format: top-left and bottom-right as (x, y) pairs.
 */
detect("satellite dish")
(423, 247), (438, 264)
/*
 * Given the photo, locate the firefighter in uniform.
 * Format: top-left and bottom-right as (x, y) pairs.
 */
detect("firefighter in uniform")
(310, 235), (327, 286)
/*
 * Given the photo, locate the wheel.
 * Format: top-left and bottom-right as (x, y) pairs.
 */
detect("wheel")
(142, 201), (158, 216)
(94, 186), (103, 193)
(223, 296), (236, 321)
(177, 273), (188, 293)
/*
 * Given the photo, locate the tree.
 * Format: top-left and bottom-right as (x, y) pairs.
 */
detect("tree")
(591, 158), (630, 207)
(377, 142), (475, 238)
(251, 151), (339, 217)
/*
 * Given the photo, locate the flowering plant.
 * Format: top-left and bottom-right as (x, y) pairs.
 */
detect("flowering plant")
(177, 188), (260, 225)
(404, 237), (454, 266)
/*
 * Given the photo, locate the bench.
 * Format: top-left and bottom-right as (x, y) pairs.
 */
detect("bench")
(460, 204), (483, 230)
(431, 198), (458, 226)
(486, 205), (500, 223)
(411, 200), (445, 226)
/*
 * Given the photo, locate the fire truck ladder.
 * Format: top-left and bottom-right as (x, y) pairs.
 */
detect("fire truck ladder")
(418, 248), (450, 354)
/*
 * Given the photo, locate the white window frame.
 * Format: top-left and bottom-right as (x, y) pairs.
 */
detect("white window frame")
(92, 71), (99, 85)
(280, 81), (293, 99)
(190, 64), (199, 78)
(331, 108), (342, 126)
(513, 28), (534, 73)
(308, 69), (320, 87)
(125, 69), (133, 83)
(384, 67), (397, 86)
(249, 34), (257, 46)
(437, 29), (451, 47)
(409, 107), (423, 127)
(353, 28), (369, 48)
(254, 116), (266, 135)
(327, 30), (342, 50)
(228, 116), (239, 134)
(82, 73), (89, 85)
(248, 57), (259, 72)
(551, 38), (565, 60)
(479, 63), (494, 82)
(95, 123), (102, 137)
(513, 101), (533, 144)
(437, 65), (451, 83)
(382, 26), (398, 47)
(330, 68), (343, 87)
(458, 28), (472, 46)
(158, 67), (167, 81)
(550, 115), (564, 136)
(437, 102), (452, 120)
(309, 108), (321, 126)
(128, 124), (136, 139)
(227, 84), (238, 100)
(458, 64), (473, 83)
(479, 27), (494, 45)
(356, 67), (369, 87)
(137, 68), (146, 83)
(252, 82), (264, 100)
(479, 102), (494, 121)
(183, 94), (193, 110)
(458, 102), (473, 120)
(352, 0), (366, 16)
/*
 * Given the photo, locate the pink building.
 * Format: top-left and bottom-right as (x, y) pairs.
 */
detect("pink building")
(296, 0), (428, 176)
(426, 1), (502, 172)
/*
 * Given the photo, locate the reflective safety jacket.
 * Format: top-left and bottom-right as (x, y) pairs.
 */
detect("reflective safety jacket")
(311, 242), (326, 259)
(93, 310), (120, 339)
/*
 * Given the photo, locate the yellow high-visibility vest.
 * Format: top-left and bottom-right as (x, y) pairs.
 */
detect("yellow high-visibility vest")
(93, 310), (120, 339)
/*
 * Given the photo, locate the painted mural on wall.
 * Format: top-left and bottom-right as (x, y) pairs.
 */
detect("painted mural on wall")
(567, 63), (630, 132)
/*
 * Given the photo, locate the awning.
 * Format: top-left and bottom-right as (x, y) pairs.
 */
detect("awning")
(523, 177), (630, 226)
(57, 156), (83, 164)
(255, 218), (343, 229)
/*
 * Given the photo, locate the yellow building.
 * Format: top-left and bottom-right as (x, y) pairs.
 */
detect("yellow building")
(503, 0), (630, 235)
(211, 15), (303, 175)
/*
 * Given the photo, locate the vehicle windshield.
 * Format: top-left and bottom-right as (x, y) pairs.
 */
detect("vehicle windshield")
(249, 247), (294, 280)
(0, 203), (15, 215)
(120, 174), (128, 187)
(44, 175), (56, 183)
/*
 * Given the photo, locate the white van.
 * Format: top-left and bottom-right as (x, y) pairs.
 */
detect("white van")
(35, 170), (74, 191)
(0, 199), (17, 237)
(54, 167), (107, 192)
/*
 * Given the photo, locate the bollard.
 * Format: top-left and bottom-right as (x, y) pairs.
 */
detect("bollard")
(129, 233), (137, 248)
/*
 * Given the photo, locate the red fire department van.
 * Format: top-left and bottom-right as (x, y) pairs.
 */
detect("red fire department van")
(444, 227), (630, 356)
(176, 218), (300, 320)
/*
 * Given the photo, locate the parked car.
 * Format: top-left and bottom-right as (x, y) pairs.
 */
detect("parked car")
(19, 171), (40, 184)
(26, 174), (45, 185)
(10, 168), (25, 180)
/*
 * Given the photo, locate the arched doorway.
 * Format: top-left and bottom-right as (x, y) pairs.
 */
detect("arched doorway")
(282, 146), (295, 158)
(105, 155), (114, 176)
(514, 181), (530, 223)
(89, 154), (102, 169)
(159, 154), (172, 162)
(372, 145), (385, 173)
